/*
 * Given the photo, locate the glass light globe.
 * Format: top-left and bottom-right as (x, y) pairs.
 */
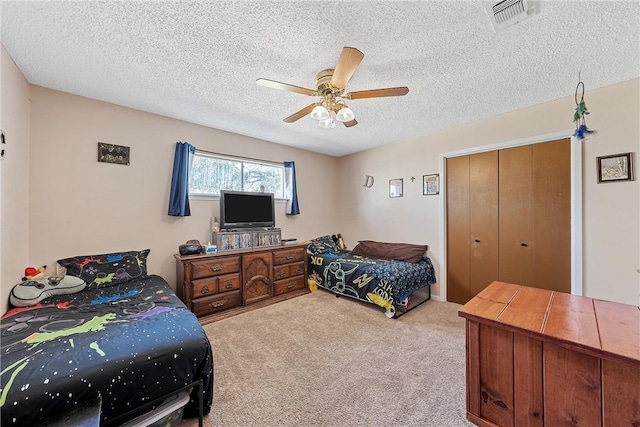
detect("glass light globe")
(310, 105), (330, 121)
(318, 117), (336, 129)
(335, 106), (355, 122)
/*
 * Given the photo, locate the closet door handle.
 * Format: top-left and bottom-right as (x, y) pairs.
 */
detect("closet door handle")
(520, 242), (528, 247)
(474, 239), (480, 243)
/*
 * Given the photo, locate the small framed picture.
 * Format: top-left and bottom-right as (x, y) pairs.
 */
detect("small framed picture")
(597, 153), (633, 183)
(423, 174), (440, 195)
(98, 142), (130, 165)
(389, 178), (403, 198)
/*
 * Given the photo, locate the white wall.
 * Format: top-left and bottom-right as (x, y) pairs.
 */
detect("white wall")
(0, 45), (31, 314)
(27, 86), (339, 291)
(338, 78), (640, 306)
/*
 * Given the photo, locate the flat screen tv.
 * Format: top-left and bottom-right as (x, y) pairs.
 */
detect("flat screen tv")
(219, 190), (275, 230)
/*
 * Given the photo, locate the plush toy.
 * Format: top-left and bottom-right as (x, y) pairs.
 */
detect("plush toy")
(23, 265), (46, 281)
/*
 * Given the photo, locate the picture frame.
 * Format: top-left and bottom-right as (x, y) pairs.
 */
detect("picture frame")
(423, 174), (440, 195)
(389, 178), (403, 198)
(98, 142), (130, 165)
(596, 152), (633, 183)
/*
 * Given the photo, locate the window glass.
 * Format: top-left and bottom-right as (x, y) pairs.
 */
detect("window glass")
(189, 152), (284, 198)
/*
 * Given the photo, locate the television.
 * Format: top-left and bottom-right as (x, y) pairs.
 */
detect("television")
(219, 190), (276, 230)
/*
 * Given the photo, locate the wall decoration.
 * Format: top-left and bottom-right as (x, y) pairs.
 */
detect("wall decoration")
(597, 153), (633, 183)
(572, 74), (595, 139)
(423, 174), (440, 195)
(98, 142), (130, 165)
(389, 178), (403, 198)
(363, 175), (375, 188)
(1, 129), (5, 160)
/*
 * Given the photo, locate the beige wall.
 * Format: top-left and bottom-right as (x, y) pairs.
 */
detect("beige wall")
(338, 78), (640, 306)
(3, 40), (638, 311)
(0, 45), (31, 314)
(27, 86), (339, 291)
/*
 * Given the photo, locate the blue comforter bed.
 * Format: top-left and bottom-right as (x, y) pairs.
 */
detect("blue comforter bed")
(0, 274), (213, 426)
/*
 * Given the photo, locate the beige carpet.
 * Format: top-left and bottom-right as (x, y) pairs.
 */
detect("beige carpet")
(180, 289), (475, 427)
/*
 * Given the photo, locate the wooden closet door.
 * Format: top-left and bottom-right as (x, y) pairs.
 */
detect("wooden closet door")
(499, 146), (534, 286)
(446, 155), (471, 304)
(469, 151), (499, 296)
(533, 139), (571, 292)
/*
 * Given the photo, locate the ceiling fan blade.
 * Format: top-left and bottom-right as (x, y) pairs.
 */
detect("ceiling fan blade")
(330, 47), (364, 89)
(343, 119), (358, 128)
(283, 104), (317, 123)
(346, 87), (410, 100)
(256, 78), (317, 96)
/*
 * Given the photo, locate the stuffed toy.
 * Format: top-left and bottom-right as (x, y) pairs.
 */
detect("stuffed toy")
(23, 265), (46, 281)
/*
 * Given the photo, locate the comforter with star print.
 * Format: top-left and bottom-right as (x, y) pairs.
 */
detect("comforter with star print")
(0, 275), (213, 426)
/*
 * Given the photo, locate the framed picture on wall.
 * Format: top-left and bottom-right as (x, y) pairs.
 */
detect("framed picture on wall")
(423, 174), (440, 195)
(389, 178), (403, 198)
(596, 152), (633, 183)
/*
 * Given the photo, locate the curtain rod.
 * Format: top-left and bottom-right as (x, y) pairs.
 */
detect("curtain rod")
(195, 148), (284, 167)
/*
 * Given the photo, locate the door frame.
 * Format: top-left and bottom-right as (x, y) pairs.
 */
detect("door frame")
(438, 130), (583, 301)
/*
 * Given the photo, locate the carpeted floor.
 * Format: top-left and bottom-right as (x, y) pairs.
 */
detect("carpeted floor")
(180, 289), (475, 427)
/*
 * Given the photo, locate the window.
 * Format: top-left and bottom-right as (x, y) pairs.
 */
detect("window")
(189, 151), (284, 198)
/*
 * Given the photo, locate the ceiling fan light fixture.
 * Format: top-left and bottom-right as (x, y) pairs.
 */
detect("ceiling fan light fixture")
(310, 105), (330, 121)
(318, 111), (336, 129)
(335, 106), (355, 122)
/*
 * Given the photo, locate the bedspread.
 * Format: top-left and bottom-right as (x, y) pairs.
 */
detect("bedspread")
(0, 275), (213, 426)
(308, 251), (436, 316)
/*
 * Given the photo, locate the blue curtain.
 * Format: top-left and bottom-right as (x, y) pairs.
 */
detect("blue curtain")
(284, 161), (300, 215)
(168, 142), (196, 216)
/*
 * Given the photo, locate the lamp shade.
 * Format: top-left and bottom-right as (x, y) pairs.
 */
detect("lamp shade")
(335, 106), (355, 122)
(318, 117), (336, 129)
(310, 105), (330, 121)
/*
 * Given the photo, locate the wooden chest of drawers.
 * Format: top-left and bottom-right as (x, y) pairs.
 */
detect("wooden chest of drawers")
(175, 243), (309, 322)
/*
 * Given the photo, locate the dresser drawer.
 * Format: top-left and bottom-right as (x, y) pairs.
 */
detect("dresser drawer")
(274, 276), (306, 296)
(192, 272), (240, 299)
(273, 248), (306, 265)
(190, 256), (240, 280)
(217, 273), (241, 293)
(289, 261), (305, 277)
(274, 264), (290, 280)
(191, 290), (241, 317)
(192, 277), (218, 297)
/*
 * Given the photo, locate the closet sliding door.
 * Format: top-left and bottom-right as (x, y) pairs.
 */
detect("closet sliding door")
(446, 138), (571, 304)
(499, 145), (534, 286)
(446, 152), (498, 305)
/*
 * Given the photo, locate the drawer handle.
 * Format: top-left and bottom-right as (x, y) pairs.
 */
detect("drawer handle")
(210, 265), (224, 272)
(294, 268), (302, 274)
(210, 300), (225, 308)
(287, 284), (294, 289)
(201, 286), (210, 294)
(225, 281), (234, 289)
(279, 271), (286, 277)
(285, 255), (294, 260)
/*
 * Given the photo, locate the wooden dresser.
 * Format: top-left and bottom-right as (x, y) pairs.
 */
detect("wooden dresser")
(458, 281), (639, 427)
(175, 243), (308, 323)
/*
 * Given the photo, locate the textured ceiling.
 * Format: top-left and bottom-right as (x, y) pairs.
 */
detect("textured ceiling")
(1, 1), (639, 157)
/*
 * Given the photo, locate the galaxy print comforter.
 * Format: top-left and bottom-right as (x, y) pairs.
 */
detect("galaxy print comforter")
(0, 275), (213, 426)
(307, 251), (436, 317)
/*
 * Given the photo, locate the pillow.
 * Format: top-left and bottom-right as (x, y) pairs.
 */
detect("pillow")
(10, 275), (86, 307)
(57, 249), (150, 288)
(307, 235), (340, 254)
(351, 241), (428, 263)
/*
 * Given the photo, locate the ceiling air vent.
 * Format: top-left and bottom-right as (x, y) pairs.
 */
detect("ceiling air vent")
(485, 0), (536, 32)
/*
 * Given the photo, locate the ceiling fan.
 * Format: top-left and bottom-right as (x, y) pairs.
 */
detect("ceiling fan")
(256, 47), (409, 129)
